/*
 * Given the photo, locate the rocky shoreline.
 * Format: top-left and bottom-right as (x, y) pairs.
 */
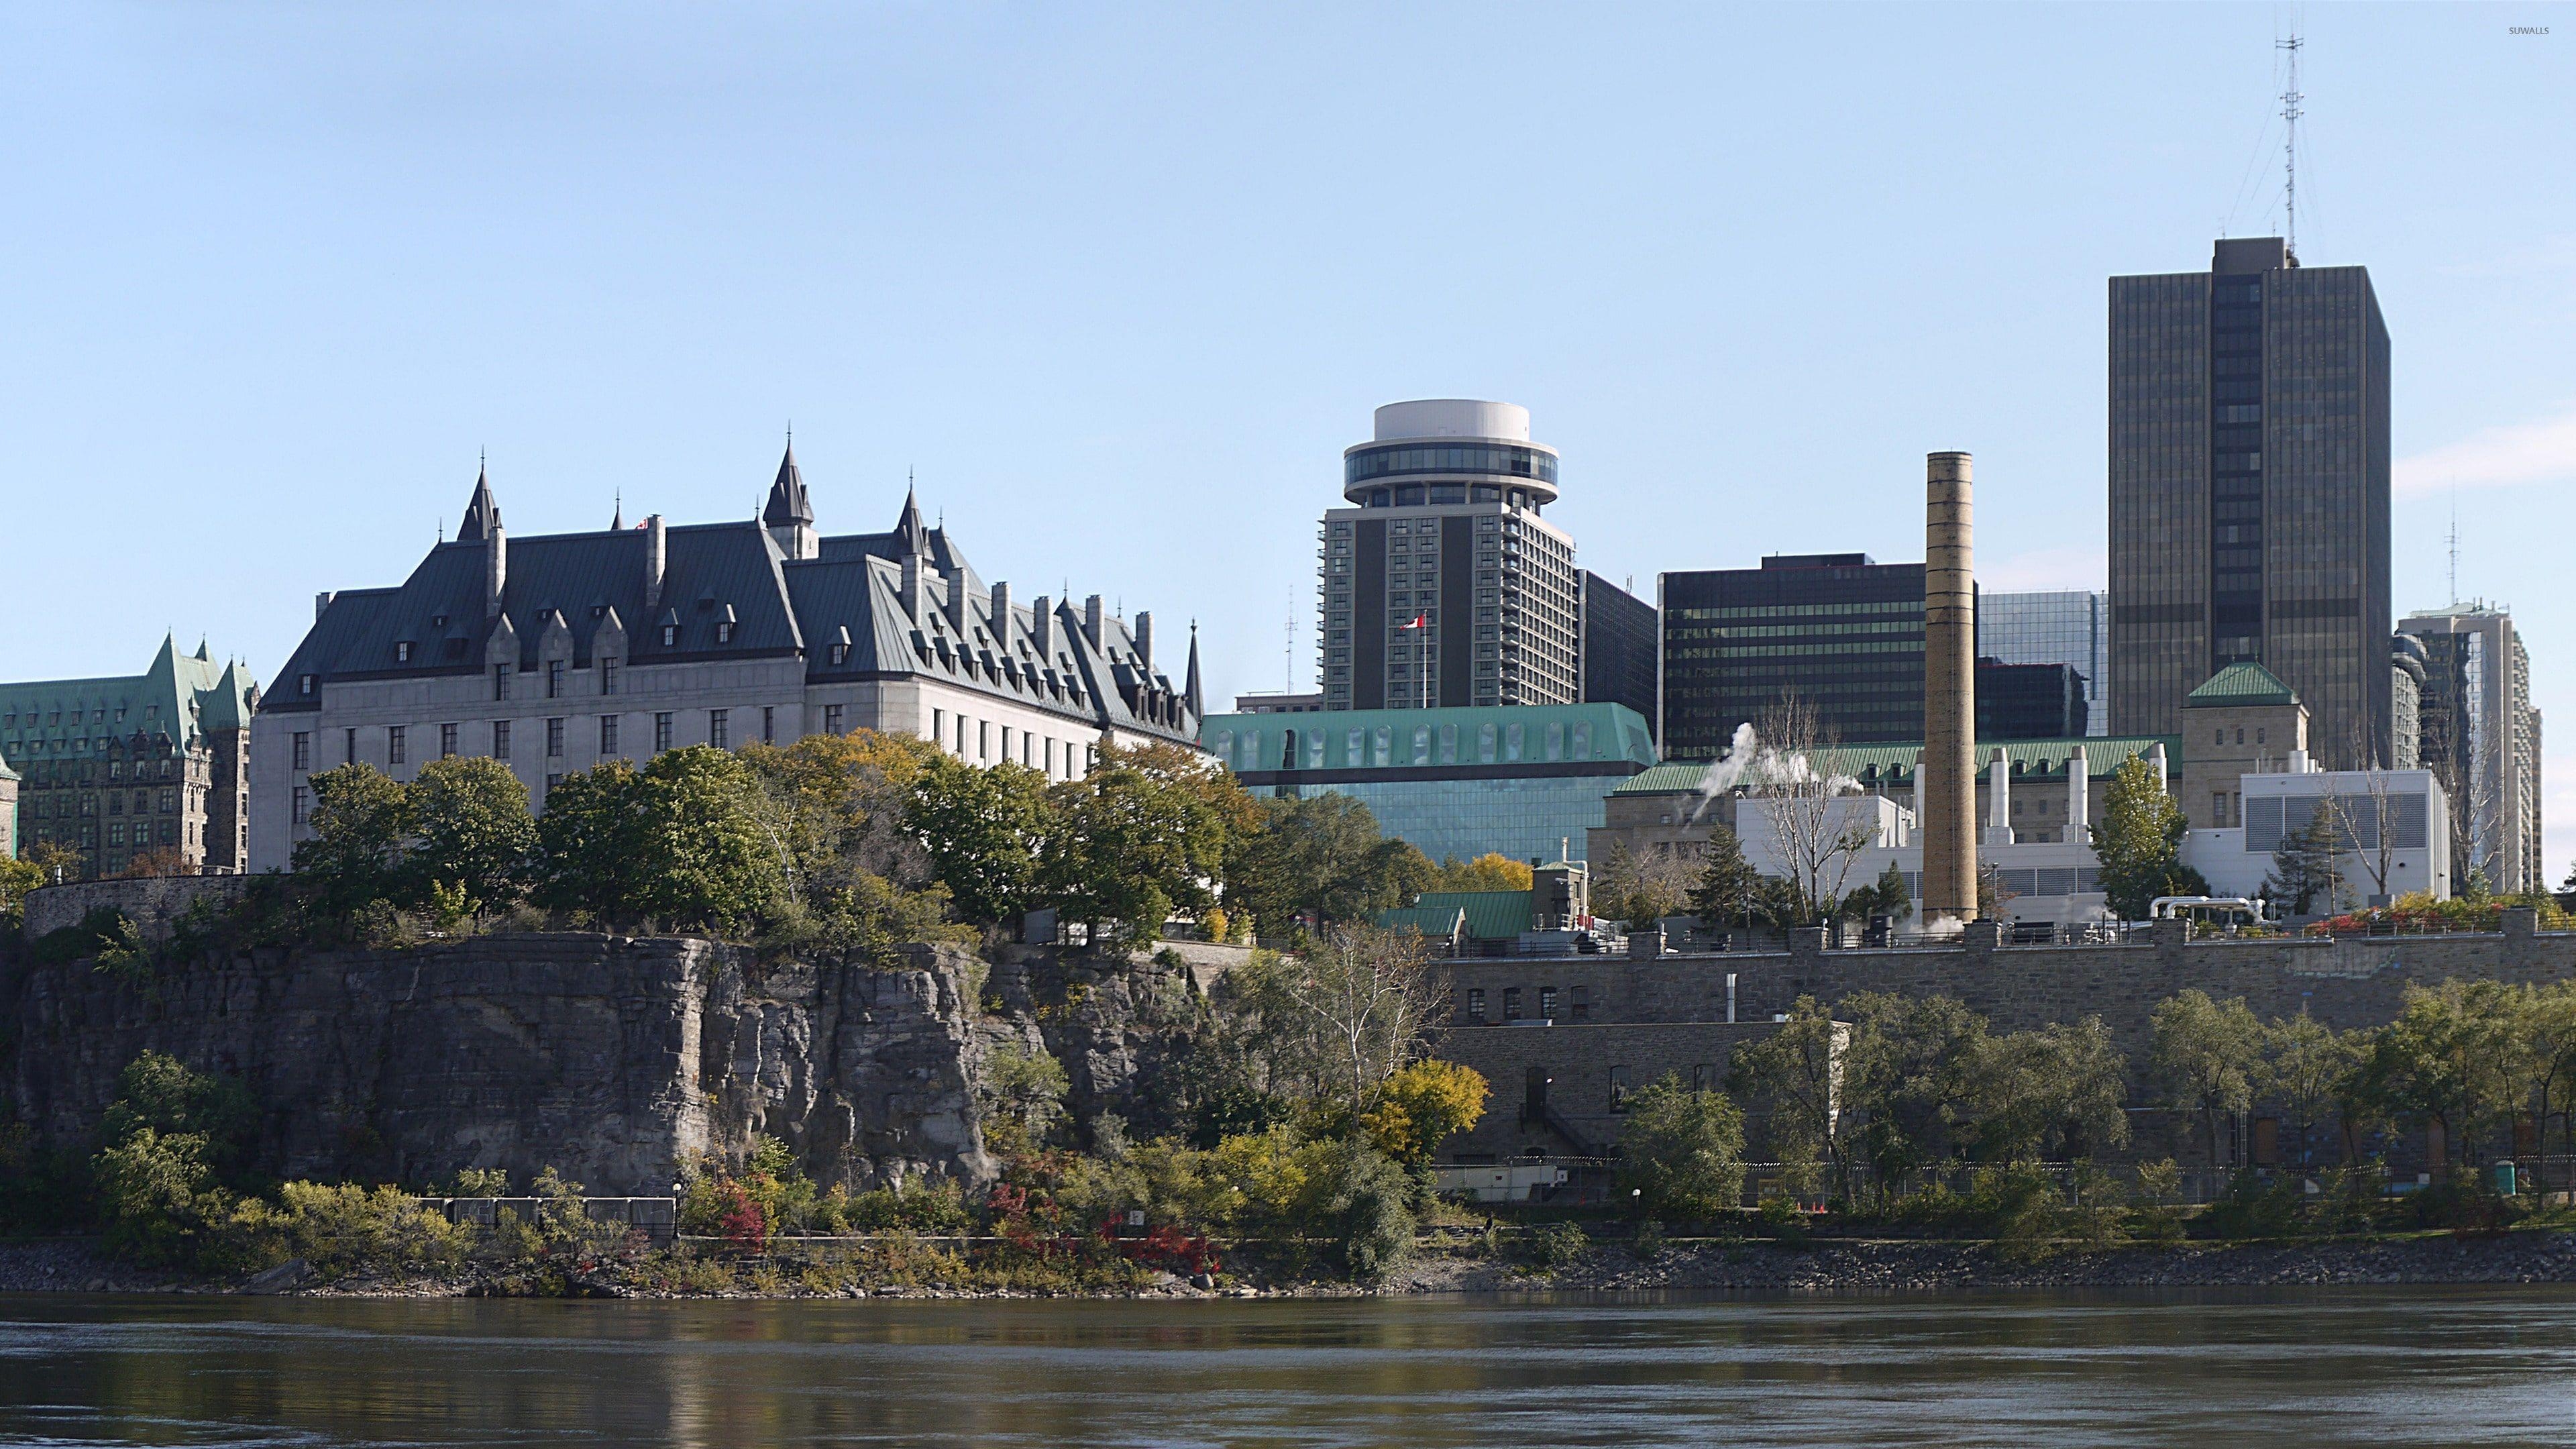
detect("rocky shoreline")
(11, 1230), (2576, 1300)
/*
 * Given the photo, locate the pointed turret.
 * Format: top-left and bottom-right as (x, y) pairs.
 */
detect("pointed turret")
(892, 482), (927, 558)
(764, 438), (818, 559)
(611, 492), (625, 531)
(1184, 623), (1203, 718)
(194, 639), (212, 661)
(458, 460), (501, 543)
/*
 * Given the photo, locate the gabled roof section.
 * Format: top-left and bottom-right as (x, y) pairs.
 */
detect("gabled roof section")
(0, 638), (254, 755)
(1383, 890), (1532, 941)
(2186, 661), (2299, 708)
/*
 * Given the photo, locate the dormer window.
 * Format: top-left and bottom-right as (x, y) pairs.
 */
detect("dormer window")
(661, 625), (678, 647)
(716, 622), (734, 645)
(829, 643), (849, 665)
(430, 613), (447, 629)
(299, 675), (317, 696)
(395, 642), (413, 663)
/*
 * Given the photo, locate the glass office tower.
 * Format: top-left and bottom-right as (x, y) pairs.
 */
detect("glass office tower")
(1979, 590), (2109, 737)
(2108, 236), (2391, 768)
(1659, 554), (1927, 758)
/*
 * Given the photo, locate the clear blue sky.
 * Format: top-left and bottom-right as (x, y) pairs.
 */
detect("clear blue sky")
(4, 4), (2571, 863)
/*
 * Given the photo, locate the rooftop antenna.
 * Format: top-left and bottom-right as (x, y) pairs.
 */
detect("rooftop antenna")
(2279, 32), (2303, 264)
(2448, 494), (2461, 606)
(1285, 591), (1297, 692)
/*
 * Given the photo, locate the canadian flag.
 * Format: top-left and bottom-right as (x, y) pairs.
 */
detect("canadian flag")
(1402, 613), (1428, 630)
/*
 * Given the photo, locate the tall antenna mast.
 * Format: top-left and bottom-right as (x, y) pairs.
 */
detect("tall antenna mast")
(2278, 34), (2303, 263)
(1284, 592), (1296, 692)
(2448, 496), (2460, 606)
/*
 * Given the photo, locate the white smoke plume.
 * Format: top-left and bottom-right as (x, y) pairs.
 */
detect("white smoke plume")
(1684, 722), (1860, 822)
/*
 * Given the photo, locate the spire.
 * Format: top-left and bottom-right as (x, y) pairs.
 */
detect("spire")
(1183, 621), (1203, 717)
(893, 478), (927, 556)
(762, 436), (812, 528)
(458, 455), (501, 543)
(612, 490), (625, 531)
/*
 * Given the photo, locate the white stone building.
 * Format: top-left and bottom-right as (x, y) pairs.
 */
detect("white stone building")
(250, 450), (1203, 871)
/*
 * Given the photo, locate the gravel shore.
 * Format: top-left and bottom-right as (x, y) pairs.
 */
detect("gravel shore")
(12, 1230), (2576, 1300)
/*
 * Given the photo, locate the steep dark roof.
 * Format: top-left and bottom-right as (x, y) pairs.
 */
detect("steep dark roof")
(763, 443), (813, 527)
(457, 466), (501, 543)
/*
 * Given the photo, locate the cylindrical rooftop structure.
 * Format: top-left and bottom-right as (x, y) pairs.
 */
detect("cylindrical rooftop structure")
(1344, 398), (1559, 506)
(1921, 450), (1978, 927)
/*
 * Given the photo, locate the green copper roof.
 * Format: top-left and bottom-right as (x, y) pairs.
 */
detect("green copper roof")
(2186, 662), (2299, 708)
(1201, 702), (1656, 774)
(1380, 890), (1533, 940)
(0, 635), (256, 771)
(1612, 733), (2182, 796)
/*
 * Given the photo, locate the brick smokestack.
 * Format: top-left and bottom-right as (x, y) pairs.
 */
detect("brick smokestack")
(1923, 451), (1978, 927)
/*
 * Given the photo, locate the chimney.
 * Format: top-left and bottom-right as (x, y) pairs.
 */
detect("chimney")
(315, 591), (336, 623)
(2147, 741), (2170, 794)
(1921, 450), (1978, 926)
(902, 551), (924, 617)
(645, 515), (667, 611)
(486, 518), (508, 622)
(945, 575), (968, 636)
(1083, 594), (1104, 647)
(1135, 611), (1155, 672)
(1030, 594), (1054, 656)
(1985, 748), (2015, 847)
(989, 581), (1012, 649)
(2066, 745), (2090, 839)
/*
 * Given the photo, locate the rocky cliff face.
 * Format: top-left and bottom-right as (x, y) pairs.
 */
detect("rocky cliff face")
(5, 934), (1004, 1195)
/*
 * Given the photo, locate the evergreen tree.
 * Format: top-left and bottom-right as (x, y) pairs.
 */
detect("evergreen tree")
(2263, 810), (2343, 917)
(1684, 826), (1768, 930)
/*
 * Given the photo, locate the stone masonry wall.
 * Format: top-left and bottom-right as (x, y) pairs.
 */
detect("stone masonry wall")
(21, 876), (248, 943)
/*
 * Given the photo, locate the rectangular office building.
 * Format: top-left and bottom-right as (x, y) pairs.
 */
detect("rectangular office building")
(1660, 555), (1926, 759)
(2108, 236), (2391, 767)
(1980, 590), (2108, 737)
(1580, 572), (1659, 743)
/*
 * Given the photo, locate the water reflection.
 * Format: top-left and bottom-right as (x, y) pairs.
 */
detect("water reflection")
(4, 1290), (2575, 1447)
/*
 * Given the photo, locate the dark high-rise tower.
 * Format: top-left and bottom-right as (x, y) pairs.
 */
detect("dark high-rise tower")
(2108, 237), (2391, 768)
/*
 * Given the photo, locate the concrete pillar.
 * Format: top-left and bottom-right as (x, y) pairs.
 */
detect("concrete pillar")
(1922, 451), (1978, 926)
(1985, 747), (2015, 847)
(486, 521), (508, 621)
(645, 515), (667, 611)
(2066, 745), (2090, 840)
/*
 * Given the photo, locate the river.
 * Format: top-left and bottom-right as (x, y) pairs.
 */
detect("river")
(3, 1289), (2573, 1446)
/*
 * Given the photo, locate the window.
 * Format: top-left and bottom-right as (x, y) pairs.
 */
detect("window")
(492, 720), (511, 759)
(2235, 728), (2245, 746)
(300, 673), (318, 694)
(1570, 985), (1589, 1022)
(600, 715), (621, 755)
(1610, 1065), (1631, 1111)
(709, 710), (729, 748)
(1539, 987), (1558, 1020)
(439, 724), (458, 758)
(978, 720), (990, 760)
(824, 704), (845, 735)
(1502, 987), (1523, 1020)
(661, 625), (678, 647)
(1693, 1063), (1714, 1093)
(291, 787), (309, 827)
(159, 789), (175, 814)
(829, 642), (849, 665)
(546, 718), (565, 757)
(389, 727), (407, 766)
(493, 665), (511, 702)
(2213, 793), (2230, 826)
(547, 660), (565, 698)
(1465, 988), (1487, 1022)
(930, 708), (943, 745)
(545, 773), (563, 790)
(1000, 726), (1013, 761)
(599, 658), (620, 696)
(291, 733), (311, 771)
(654, 712), (674, 753)
(761, 706), (775, 744)
(345, 728), (357, 765)
(395, 642), (413, 663)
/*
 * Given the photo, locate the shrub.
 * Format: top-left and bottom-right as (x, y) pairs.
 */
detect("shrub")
(1295, 1138), (1415, 1281)
(1526, 1220), (1591, 1273)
